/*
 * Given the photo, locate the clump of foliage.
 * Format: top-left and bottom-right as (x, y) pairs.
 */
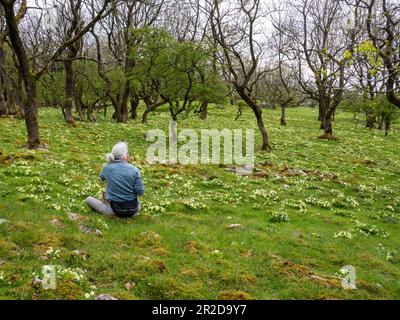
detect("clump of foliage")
(270, 211), (290, 223)
(129, 27), (228, 121)
(342, 94), (399, 135)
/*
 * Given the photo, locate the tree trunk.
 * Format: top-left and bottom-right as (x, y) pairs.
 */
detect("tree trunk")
(24, 81), (42, 148)
(0, 88), (7, 116)
(115, 79), (130, 123)
(238, 89), (271, 151)
(1, 0), (43, 149)
(15, 73), (25, 118)
(63, 59), (74, 123)
(0, 45), (8, 116)
(318, 104), (323, 122)
(280, 106), (287, 126)
(199, 100), (208, 120)
(0, 43), (20, 117)
(130, 94), (139, 120)
(384, 120), (390, 136)
(74, 90), (84, 119)
(254, 107), (271, 151)
(319, 109), (335, 140)
(142, 99), (166, 124)
(142, 107), (151, 124)
(365, 111), (375, 129)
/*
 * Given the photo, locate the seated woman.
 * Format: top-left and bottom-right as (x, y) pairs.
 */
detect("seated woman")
(86, 142), (144, 218)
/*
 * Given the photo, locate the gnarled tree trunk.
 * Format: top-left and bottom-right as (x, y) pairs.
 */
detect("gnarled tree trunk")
(199, 100), (208, 120)
(1, 0), (43, 148)
(238, 89), (271, 151)
(130, 94), (139, 120)
(319, 108), (335, 140)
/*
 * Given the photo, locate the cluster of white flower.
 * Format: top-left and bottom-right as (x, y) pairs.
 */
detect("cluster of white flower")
(210, 192), (242, 205)
(45, 247), (61, 259)
(183, 199), (208, 210)
(59, 175), (73, 186)
(334, 231), (353, 239)
(54, 265), (87, 282)
(17, 183), (53, 194)
(270, 211), (290, 223)
(305, 196), (332, 208)
(95, 218), (109, 231)
(353, 220), (389, 238)
(84, 285), (97, 299)
(145, 204), (167, 215)
(281, 199), (307, 213)
(249, 189), (278, 203)
(345, 197), (360, 208)
(46, 203), (62, 211)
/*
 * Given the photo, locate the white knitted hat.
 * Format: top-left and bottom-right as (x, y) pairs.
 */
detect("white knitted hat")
(106, 142), (128, 163)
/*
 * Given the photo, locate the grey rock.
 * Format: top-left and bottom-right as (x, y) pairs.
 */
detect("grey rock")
(96, 294), (118, 300)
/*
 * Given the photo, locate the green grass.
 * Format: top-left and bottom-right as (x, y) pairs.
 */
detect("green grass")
(0, 105), (399, 300)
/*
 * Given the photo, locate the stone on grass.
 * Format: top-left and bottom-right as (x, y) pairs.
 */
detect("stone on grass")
(227, 224), (242, 229)
(125, 282), (136, 291)
(67, 212), (80, 221)
(79, 225), (103, 236)
(51, 219), (62, 227)
(96, 294), (118, 300)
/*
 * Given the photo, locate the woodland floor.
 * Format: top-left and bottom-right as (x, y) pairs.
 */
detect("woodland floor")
(0, 105), (399, 299)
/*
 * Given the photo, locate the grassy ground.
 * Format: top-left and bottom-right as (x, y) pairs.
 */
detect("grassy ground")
(0, 105), (399, 300)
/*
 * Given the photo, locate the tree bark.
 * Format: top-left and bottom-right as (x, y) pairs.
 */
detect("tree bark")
(199, 100), (208, 120)
(254, 107), (271, 151)
(318, 104), (324, 129)
(142, 99), (166, 124)
(365, 110), (375, 129)
(319, 108), (335, 140)
(0, 42), (21, 117)
(1, 0), (43, 148)
(238, 89), (271, 151)
(130, 94), (139, 119)
(116, 81), (130, 123)
(63, 59), (75, 123)
(280, 106), (287, 126)
(0, 45), (8, 116)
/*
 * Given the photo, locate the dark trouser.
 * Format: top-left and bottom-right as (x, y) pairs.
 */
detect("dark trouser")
(86, 197), (141, 217)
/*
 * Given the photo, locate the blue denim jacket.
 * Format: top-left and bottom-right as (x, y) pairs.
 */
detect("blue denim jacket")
(99, 161), (144, 202)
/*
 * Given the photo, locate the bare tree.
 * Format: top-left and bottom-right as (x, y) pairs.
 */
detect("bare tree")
(91, 0), (164, 123)
(0, 3), (25, 117)
(55, 0), (84, 123)
(270, 4), (304, 126)
(209, 0), (272, 151)
(280, 0), (360, 139)
(0, 0), (113, 148)
(363, 0), (400, 108)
